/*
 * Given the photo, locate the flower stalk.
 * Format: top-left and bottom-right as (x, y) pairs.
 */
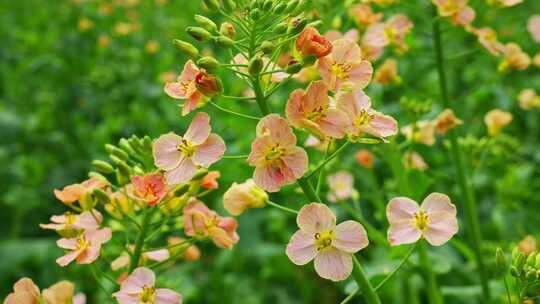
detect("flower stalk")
(128, 208), (152, 273)
(352, 255), (382, 304)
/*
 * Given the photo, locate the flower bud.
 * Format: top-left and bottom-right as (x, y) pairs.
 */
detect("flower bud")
(250, 8), (261, 21)
(495, 248), (508, 273)
(92, 160), (115, 174)
(223, 0), (237, 10)
(308, 20), (323, 29)
(119, 138), (137, 157)
(203, 0), (220, 10)
(273, 2), (286, 14)
(249, 55), (264, 75)
(186, 26), (212, 41)
(93, 188), (111, 205)
(262, 0), (273, 11)
(285, 0), (299, 14)
(173, 39), (199, 58)
(509, 265), (519, 277)
(273, 22), (288, 34)
(291, 0), (307, 15)
(296, 27), (332, 59)
(527, 251), (538, 267)
(223, 179), (268, 216)
(526, 269), (537, 281)
(214, 36), (235, 48)
(513, 251), (526, 269)
(220, 22), (236, 39)
(288, 18), (307, 35)
(194, 15), (218, 32)
(286, 60), (302, 74)
(197, 56), (220, 71)
(105, 144), (129, 160)
(261, 41), (274, 54)
(195, 70), (223, 97)
(88, 171), (108, 181)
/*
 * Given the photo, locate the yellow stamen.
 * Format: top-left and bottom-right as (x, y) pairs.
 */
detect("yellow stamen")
(331, 63), (352, 80)
(306, 106), (325, 122)
(414, 210), (429, 231)
(177, 139), (196, 158)
(264, 143), (285, 164)
(140, 286), (156, 303)
(76, 237), (90, 250)
(65, 212), (77, 225)
(354, 109), (373, 127)
(314, 230), (336, 251)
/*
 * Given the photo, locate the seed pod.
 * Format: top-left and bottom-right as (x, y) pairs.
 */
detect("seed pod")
(261, 41), (274, 54)
(194, 15), (218, 32)
(249, 55), (264, 75)
(288, 18), (307, 35)
(92, 160), (115, 174)
(197, 56), (220, 70)
(307, 20), (323, 29)
(214, 36), (235, 48)
(203, 0), (220, 10)
(187, 27), (212, 41)
(105, 144), (129, 161)
(250, 8), (261, 21)
(220, 22), (236, 39)
(173, 39), (199, 58)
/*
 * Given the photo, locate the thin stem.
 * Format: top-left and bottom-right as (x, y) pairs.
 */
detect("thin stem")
(220, 95), (255, 101)
(375, 243), (417, 291)
(267, 200), (298, 214)
(252, 76), (271, 115)
(129, 208), (152, 273)
(209, 100), (260, 120)
(90, 264), (110, 298)
(503, 276), (513, 304)
(418, 241), (443, 304)
(305, 141), (350, 179)
(432, 7), (491, 300)
(297, 177), (322, 203)
(222, 154), (249, 159)
(352, 255), (382, 304)
(316, 141), (332, 195)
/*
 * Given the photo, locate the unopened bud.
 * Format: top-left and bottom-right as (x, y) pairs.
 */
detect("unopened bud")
(194, 15), (218, 32)
(119, 138), (137, 157)
(273, 2), (286, 14)
(92, 160), (115, 174)
(285, 0), (299, 14)
(302, 55), (317, 66)
(173, 39), (199, 58)
(527, 252), (538, 267)
(261, 41), (274, 54)
(195, 70), (223, 97)
(509, 265), (519, 277)
(214, 36), (235, 48)
(332, 15), (342, 29)
(291, 0), (307, 15)
(93, 188), (111, 205)
(527, 269), (537, 281)
(88, 171), (107, 181)
(220, 22), (236, 39)
(495, 248), (507, 273)
(262, 0), (273, 11)
(288, 18), (307, 35)
(273, 22), (288, 34)
(187, 27), (212, 41)
(286, 60), (302, 74)
(223, 0), (237, 10)
(249, 56), (264, 75)
(197, 56), (220, 70)
(513, 251), (526, 269)
(250, 8), (261, 21)
(105, 144), (129, 160)
(203, 0), (220, 10)
(308, 20), (323, 29)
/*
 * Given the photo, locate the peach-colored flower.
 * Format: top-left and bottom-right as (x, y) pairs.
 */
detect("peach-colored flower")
(518, 235), (537, 256)
(403, 151), (429, 171)
(40, 210), (102, 236)
(374, 58), (401, 85)
(42, 281), (86, 304)
(113, 267), (182, 304)
(350, 4), (383, 26)
(355, 149), (375, 168)
(201, 171), (220, 189)
(434, 108), (463, 134)
(363, 15), (413, 51)
(499, 43), (531, 72)
(286, 203), (369, 281)
(296, 27), (333, 59)
(56, 228), (112, 266)
(387, 193), (458, 246)
(223, 179), (268, 216)
(4, 278), (40, 304)
(286, 81), (349, 139)
(247, 114), (308, 192)
(336, 90), (398, 139)
(54, 178), (108, 206)
(432, 0), (476, 26)
(360, 43), (384, 61)
(326, 171), (354, 202)
(401, 120), (436, 146)
(518, 89), (540, 110)
(317, 39), (373, 92)
(324, 30), (359, 42)
(472, 27), (505, 56)
(4, 278), (85, 304)
(484, 109), (513, 136)
(164, 60), (205, 116)
(183, 199), (239, 249)
(131, 173), (167, 206)
(153, 112), (226, 185)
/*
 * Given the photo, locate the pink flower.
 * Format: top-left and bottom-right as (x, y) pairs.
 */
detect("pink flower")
(164, 60), (205, 116)
(183, 199), (239, 249)
(113, 267), (182, 304)
(326, 171), (354, 202)
(111, 249), (170, 271)
(54, 178), (109, 206)
(153, 112), (226, 185)
(324, 30), (359, 42)
(286, 203), (369, 281)
(386, 193), (458, 246)
(286, 81), (349, 139)
(4, 278), (85, 304)
(472, 27), (505, 56)
(131, 173), (167, 206)
(529, 15), (540, 43)
(403, 151), (429, 171)
(363, 15), (413, 51)
(433, 0), (476, 26)
(296, 27), (333, 59)
(56, 228), (112, 266)
(200, 171), (220, 189)
(317, 39), (373, 92)
(247, 114), (308, 192)
(4, 278), (40, 304)
(223, 179), (268, 216)
(336, 90), (398, 139)
(350, 4), (383, 27)
(40, 210), (102, 236)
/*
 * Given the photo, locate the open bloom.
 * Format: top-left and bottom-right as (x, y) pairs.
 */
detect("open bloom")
(183, 199), (239, 249)
(56, 228), (112, 266)
(499, 43), (531, 72)
(387, 193), (458, 246)
(164, 60), (205, 116)
(286, 203), (369, 281)
(434, 108), (463, 135)
(350, 4), (383, 26)
(484, 109), (513, 136)
(113, 267), (182, 304)
(374, 58), (401, 85)
(363, 15), (413, 51)
(111, 249), (170, 271)
(248, 114), (308, 192)
(472, 27), (505, 56)
(223, 179), (268, 216)
(131, 173), (167, 206)
(153, 112), (226, 185)
(336, 90), (398, 139)
(40, 210), (102, 237)
(54, 178), (108, 206)
(403, 151), (429, 171)
(529, 15), (540, 43)
(286, 80), (349, 139)
(326, 171), (354, 202)
(518, 89), (540, 110)
(432, 0), (476, 26)
(296, 27), (333, 59)
(317, 39), (373, 92)
(5, 278), (85, 304)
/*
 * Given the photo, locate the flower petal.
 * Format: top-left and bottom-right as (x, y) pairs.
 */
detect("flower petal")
(165, 158), (197, 185)
(348, 60), (373, 89)
(420, 192), (456, 216)
(56, 250), (81, 267)
(314, 248), (353, 281)
(252, 164), (287, 193)
(387, 220), (421, 246)
(256, 114), (296, 146)
(153, 133), (183, 171)
(333, 220), (369, 253)
(281, 146), (308, 179)
(192, 134), (226, 167)
(365, 111), (398, 138)
(297, 203), (336, 234)
(424, 211), (458, 246)
(184, 112), (211, 145)
(155, 288), (183, 304)
(121, 267), (155, 294)
(285, 230), (317, 265)
(386, 197), (419, 224)
(332, 39), (362, 64)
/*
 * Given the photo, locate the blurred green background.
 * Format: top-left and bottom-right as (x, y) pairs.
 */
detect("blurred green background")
(1, 0), (540, 303)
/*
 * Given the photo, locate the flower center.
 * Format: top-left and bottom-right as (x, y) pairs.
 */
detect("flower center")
(204, 216), (219, 229)
(384, 26), (398, 43)
(314, 230), (336, 251)
(354, 109), (373, 127)
(65, 212), (76, 225)
(180, 81), (191, 95)
(264, 144), (285, 163)
(76, 237), (90, 250)
(140, 286), (156, 304)
(306, 106), (325, 122)
(331, 63), (352, 80)
(177, 139), (195, 158)
(414, 210), (429, 231)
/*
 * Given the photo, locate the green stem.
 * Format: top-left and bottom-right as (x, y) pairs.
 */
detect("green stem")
(432, 7), (490, 300)
(267, 200), (298, 214)
(418, 241), (443, 304)
(129, 208), (152, 273)
(316, 141), (332, 195)
(252, 76), (271, 115)
(209, 100), (260, 120)
(352, 255), (382, 304)
(305, 141), (350, 179)
(297, 177), (322, 203)
(503, 276), (513, 304)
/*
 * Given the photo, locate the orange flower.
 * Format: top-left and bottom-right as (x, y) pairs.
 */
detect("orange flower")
(201, 171), (220, 190)
(355, 149), (375, 169)
(296, 27), (333, 59)
(374, 58), (401, 85)
(434, 109), (463, 134)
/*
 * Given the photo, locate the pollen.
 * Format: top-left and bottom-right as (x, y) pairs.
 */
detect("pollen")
(140, 286), (156, 303)
(177, 139), (196, 158)
(306, 106), (325, 122)
(331, 63), (352, 80)
(414, 210), (429, 231)
(314, 230), (336, 251)
(354, 109), (373, 127)
(264, 144), (285, 163)
(76, 237), (90, 250)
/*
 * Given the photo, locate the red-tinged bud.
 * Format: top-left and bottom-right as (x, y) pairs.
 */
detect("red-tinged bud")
(186, 26), (212, 41)
(220, 22), (236, 39)
(195, 70), (223, 97)
(286, 59), (302, 74)
(296, 27), (332, 59)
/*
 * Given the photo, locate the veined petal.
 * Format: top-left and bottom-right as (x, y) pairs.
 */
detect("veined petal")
(424, 211), (458, 246)
(286, 230), (317, 265)
(387, 220), (421, 246)
(192, 133), (226, 167)
(184, 112), (211, 145)
(334, 220), (369, 253)
(386, 197), (419, 224)
(314, 248), (353, 281)
(365, 111), (398, 138)
(297, 203), (336, 234)
(153, 133), (183, 171)
(165, 158), (197, 185)
(319, 108), (349, 139)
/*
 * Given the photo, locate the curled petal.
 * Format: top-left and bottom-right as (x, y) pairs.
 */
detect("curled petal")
(314, 248), (353, 281)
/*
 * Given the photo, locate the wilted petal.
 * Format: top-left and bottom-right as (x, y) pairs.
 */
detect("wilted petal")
(286, 230), (317, 265)
(333, 220), (369, 253)
(297, 203), (336, 234)
(314, 248), (353, 281)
